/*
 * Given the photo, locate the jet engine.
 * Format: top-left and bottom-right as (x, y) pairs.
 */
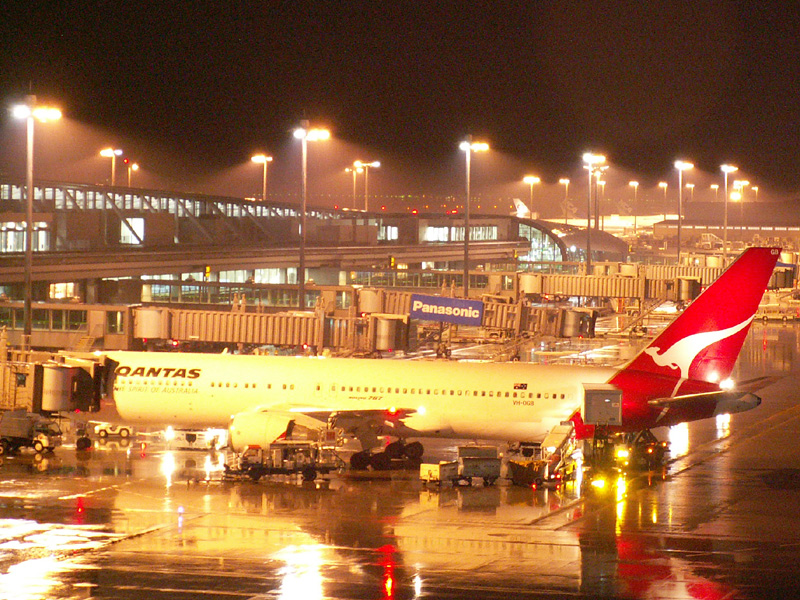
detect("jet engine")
(228, 410), (326, 453)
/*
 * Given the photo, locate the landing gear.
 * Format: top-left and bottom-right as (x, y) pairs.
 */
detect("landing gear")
(349, 440), (426, 471)
(350, 450), (372, 471)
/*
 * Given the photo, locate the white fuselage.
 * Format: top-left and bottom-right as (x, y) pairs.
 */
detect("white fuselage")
(106, 351), (616, 443)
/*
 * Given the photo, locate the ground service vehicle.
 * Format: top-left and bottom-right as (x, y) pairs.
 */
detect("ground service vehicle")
(421, 445), (501, 486)
(0, 410), (62, 454)
(93, 422), (133, 439)
(224, 436), (343, 482)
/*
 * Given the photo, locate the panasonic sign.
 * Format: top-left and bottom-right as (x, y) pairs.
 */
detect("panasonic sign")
(410, 294), (484, 326)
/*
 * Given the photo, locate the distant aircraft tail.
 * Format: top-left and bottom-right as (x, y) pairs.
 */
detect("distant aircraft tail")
(512, 198), (531, 219)
(612, 247), (780, 389)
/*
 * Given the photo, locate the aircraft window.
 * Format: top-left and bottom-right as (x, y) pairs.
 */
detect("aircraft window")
(505, 392), (509, 398)
(544, 393), (549, 399)
(316, 385), (321, 391)
(267, 384), (271, 390)
(211, 382), (215, 388)
(561, 394), (565, 399)
(233, 383), (237, 388)
(402, 388), (407, 394)
(226, 383), (230, 388)
(252, 384), (256, 389)
(282, 384), (287, 390)
(410, 389), (415, 394)
(426, 389), (431, 395)
(512, 392), (517, 398)
(450, 390), (454, 396)
(537, 393), (541, 399)
(457, 390), (462, 396)
(434, 389), (438, 395)
(379, 387), (384, 393)
(482, 391), (486, 397)
(488, 391), (493, 397)
(372, 387), (377, 393)
(348, 386), (353, 392)
(290, 384), (294, 390)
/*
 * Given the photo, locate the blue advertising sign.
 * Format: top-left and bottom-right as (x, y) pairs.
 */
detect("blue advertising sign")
(410, 294), (484, 326)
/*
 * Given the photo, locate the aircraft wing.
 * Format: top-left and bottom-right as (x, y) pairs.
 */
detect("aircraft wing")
(229, 404), (419, 452)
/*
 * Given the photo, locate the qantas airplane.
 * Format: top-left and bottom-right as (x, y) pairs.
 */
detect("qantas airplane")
(90, 247), (780, 469)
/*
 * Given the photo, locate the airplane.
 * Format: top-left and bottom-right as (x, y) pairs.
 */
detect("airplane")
(86, 247), (780, 470)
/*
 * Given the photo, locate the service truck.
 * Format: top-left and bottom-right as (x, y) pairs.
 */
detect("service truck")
(0, 409), (63, 454)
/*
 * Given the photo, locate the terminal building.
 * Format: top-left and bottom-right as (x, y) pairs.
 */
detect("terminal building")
(0, 180), (629, 306)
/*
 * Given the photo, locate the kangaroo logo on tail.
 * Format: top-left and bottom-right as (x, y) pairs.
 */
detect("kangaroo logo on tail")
(644, 315), (754, 381)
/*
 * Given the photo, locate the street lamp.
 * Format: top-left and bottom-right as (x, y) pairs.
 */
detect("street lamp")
(658, 182), (668, 221)
(250, 154), (273, 201)
(345, 166), (363, 209)
(523, 175), (540, 213)
(100, 147), (123, 186)
(674, 160), (694, 263)
(293, 121), (330, 310)
(125, 160), (139, 187)
(459, 137), (489, 297)
(354, 160), (380, 212)
(629, 181), (639, 235)
(582, 153), (606, 274)
(597, 179), (606, 231)
(559, 178), (570, 224)
(11, 95), (61, 350)
(711, 184), (719, 202)
(721, 164), (738, 263)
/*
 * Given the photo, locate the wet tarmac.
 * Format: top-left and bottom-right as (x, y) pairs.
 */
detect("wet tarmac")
(1, 322), (800, 599)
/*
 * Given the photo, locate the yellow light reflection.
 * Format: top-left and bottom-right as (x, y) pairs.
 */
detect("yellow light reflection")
(161, 451), (177, 488)
(616, 476), (627, 527)
(716, 413), (731, 438)
(275, 544), (325, 600)
(668, 422), (690, 458)
(1, 556), (80, 600)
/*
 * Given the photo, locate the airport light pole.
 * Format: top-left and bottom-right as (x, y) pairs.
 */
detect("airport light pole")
(675, 160), (694, 264)
(354, 160), (380, 212)
(582, 153), (606, 274)
(251, 154), (273, 201)
(100, 147), (123, 186)
(629, 181), (639, 235)
(11, 96), (61, 350)
(125, 160), (139, 187)
(459, 137), (489, 298)
(559, 178), (570, 224)
(293, 121), (330, 310)
(658, 182), (668, 221)
(721, 164), (738, 263)
(523, 175), (540, 213)
(345, 166), (363, 209)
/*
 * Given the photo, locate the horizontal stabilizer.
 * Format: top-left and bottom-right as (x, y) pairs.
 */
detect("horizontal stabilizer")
(648, 389), (761, 418)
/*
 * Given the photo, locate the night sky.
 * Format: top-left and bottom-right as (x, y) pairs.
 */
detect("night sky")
(2, 1), (800, 213)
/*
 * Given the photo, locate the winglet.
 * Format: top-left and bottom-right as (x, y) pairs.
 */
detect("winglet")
(613, 247), (780, 386)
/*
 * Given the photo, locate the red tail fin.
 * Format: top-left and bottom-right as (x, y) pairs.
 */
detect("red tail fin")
(613, 247), (780, 386)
